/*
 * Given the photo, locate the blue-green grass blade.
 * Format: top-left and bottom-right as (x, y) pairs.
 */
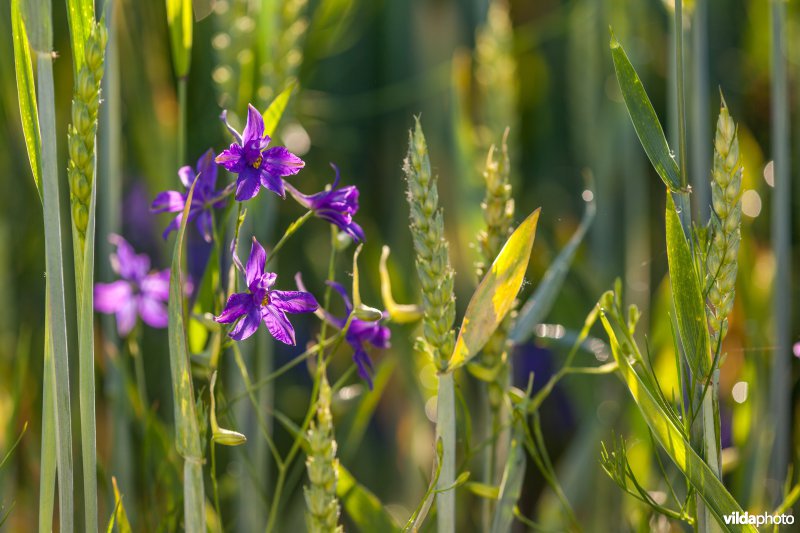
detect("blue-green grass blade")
(38, 50), (75, 533)
(510, 193), (595, 345)
(665, 194), (710, 377)
(610, 31), (681, 191)
(38, 299), (56, 533)
(167, 178), (205, 531)
(489, 420), (526, 533)
(599, 311), (753, 532)
(78, 168), (98, 532)
(11, 0), (42, 202)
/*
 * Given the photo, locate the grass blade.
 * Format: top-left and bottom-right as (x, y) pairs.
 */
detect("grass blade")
(167, 178), (205, 531)
(490, 420), (526, 533)
(38, 303), (56, 533)
(65, 0), (94, 76)
(11, 0), (42, 202)
(665, 194), (711, 378)
(166, 0), (193, 78)
(262, 81), (296, 136)
(510, 194), (595, 345)
(38, 49), (75, 533)
(610, 31), (681, 191)
(448, 209), (540, 370)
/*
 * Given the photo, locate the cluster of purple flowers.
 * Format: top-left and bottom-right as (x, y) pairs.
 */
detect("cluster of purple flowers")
(94, 102), (385, 385)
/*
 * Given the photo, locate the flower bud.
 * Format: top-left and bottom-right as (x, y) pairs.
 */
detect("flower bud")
(212, 428), (247, 446)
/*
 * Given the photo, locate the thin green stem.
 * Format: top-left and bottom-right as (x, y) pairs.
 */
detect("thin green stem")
(675, 0), (689, 191)
(177, 77), (187, 167)
(266, 210), (313, 265)
(211, 443), (221, 528)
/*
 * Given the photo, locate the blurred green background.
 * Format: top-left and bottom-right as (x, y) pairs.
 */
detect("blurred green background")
(1, 0), (798, 530)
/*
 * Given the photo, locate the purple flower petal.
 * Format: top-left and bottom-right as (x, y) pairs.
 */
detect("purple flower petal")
(246, 238), (267, 288)
(196, 210), (213, 243)
(220, 110), (242, 144)
(141, 270), (170, 301)
(178, 165), (194, 188)
(216, 292), (253, 323)
(241, 104), (266, 144)
(352, 347), (374, 389)
(216, 144), (247, 173)
(261, 146), (304, 177)
(151, 190), (186, 213)
(229, 307), (262, 341)
(262, 306), (296, 345)
(195, 149), (217, 191)
(235, 168), (261, 201)
(259, 171), (286, 198)
(115, 297), (138, 337)
(270, 290), (319, 314)
(94, 281), (132, 313)
(325, 281), (353, 314)
(138, 295), (169, 329)
(109, 234), (150, 281)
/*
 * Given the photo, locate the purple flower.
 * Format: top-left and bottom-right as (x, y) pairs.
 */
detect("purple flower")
(215, 104), (305, 201)
(94, 235), (170, 336)
(151, 149), (229, 242)
(300, 276), (389, 389)
(215, 238), (318, 344)
(285, 164), (365, 242)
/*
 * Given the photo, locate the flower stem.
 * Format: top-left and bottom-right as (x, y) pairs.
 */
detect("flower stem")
(177, 76), (187, 167)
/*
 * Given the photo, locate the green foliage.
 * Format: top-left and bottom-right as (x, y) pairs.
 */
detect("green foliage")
(165, 0), (193, 78)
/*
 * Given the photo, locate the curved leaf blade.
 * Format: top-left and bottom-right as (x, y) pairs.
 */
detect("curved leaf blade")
(610, 31), (681, 191)
(262, 82), (296, 137)
(11, 0), (42, 202)
(448, 209), (540, 370)
(166, 0), (193, 77)
(337, 465), (400, 532)
(510, 195), (595, 345)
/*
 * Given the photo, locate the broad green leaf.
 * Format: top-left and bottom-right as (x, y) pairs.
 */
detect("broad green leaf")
(338, 465), (400, 532)
(610, 32), (681, 191)
(11, 0), (42, 202)
(262, 82), (296, 137)
(166, 0), (193, 77)
(510, 193), (595, 345)
(167, 178), (205, 530)
(490, 422), (526, 533)
(448, 209), (540, 370)
(666, 194), (711, 377)
(65, 0), (94, 76)
(599, 312), (755, 532)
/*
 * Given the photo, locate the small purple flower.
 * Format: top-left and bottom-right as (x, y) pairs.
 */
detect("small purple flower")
(299, 276), (389, 389)
(94, 235), (170, 336)
(215, 104), (305, 201)
(151, 149), (229, 242)
(285, 164), (365, 242)
(215, 238), (318, 344)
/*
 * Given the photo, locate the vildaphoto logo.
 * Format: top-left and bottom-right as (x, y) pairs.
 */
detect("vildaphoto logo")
(723, 511), (795, 526)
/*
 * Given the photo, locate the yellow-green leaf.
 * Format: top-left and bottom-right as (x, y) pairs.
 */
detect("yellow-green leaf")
(337, 465), (400, 532)
(262, 81), (296, 137)
(11, 0), (42, 202)
(166, 0), (193, 77)
(108, 478), (132, 533)
(448, 209), (540, 371)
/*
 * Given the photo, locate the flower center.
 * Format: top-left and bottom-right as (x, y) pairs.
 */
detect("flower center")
(252, 155), (263, 169)
(261, 292), (271, 307)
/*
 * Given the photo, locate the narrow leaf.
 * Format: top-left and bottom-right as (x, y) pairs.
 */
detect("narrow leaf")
(262, 82), (296, 137)
(599, 312), (755, 532)
(108, 478), (132, 533)
(510, 194), (595, 345)
(448, 209), (540, 370)
(337, 465), (400, 532)
(167, 178), (205, 530)
(665, 194), (711, 377)
(38, 299), (55, 533)
(11, 0), (42, 202)
(165, 0), (193, 77)
(490, 422), (526, 533)
(610, 31), (681, 191)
